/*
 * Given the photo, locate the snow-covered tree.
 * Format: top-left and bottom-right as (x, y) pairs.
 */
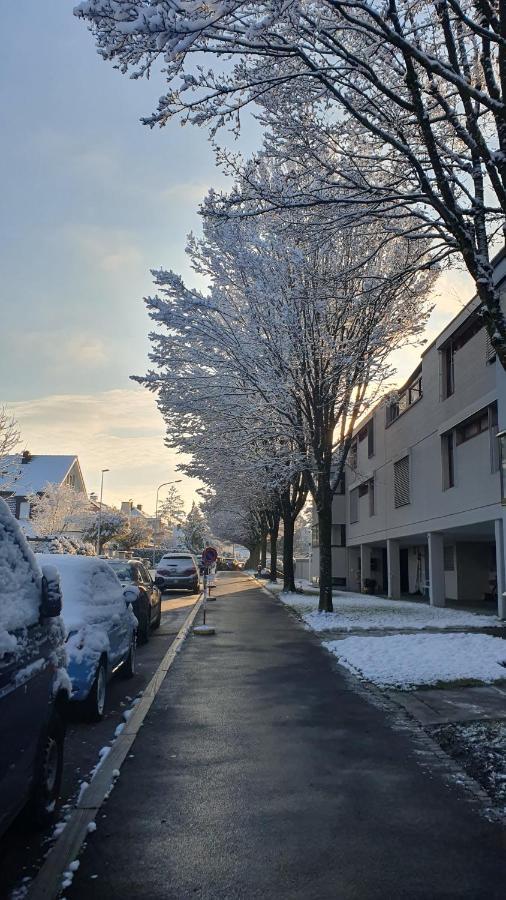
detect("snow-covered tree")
(0, 408), (21, 491)
(114, 516), (152, 552)
(27, 482), (91, 538)
(158, 485), (185, 528)
(76, 0), (506, 366)
(182, 502), (209, 553)
(81, 508), (126, 551)
(136, 169), (434, 609)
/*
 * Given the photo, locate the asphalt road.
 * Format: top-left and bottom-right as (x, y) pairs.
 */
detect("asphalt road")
(66, 573), (506, 900)
(0, 591), (197, 900)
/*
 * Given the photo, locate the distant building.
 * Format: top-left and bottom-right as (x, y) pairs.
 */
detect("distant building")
(0, 453), (87, 531)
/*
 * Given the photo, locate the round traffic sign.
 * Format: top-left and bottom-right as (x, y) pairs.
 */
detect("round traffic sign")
(202, 546), (218, 564)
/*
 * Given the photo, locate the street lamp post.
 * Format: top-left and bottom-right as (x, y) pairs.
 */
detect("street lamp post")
(153, 479), (182, 568)
(96, 468), (110, 556)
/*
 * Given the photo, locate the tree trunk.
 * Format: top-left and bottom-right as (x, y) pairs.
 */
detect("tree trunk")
(269, 516), (280, 582)
(282, 512), (296, 592)
(260, 531), (267, 569)
(318, 497), (333, 612)
(247, 542), (260, 570)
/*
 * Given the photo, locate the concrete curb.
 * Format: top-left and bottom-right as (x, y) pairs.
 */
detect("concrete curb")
(26, 593), (205, 900)
(262, 582), (505, 824)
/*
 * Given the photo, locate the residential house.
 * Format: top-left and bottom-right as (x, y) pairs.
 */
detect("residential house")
(0, 452), (87, 536)
(312, 252), (506, 618)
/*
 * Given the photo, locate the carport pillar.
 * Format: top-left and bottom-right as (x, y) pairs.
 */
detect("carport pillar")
(427, 532), (445, 607)
(495, 518), (506, 619)
(360, 544), (372, 592)
(387, 539), (401, 600)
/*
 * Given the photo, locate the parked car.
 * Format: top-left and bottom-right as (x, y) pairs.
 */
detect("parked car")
(37, 554), (137, 721)
(155, 552), (200, 593)
(0, 499), (69, 837)
(222, 557), (240, 571)
(106, 558), (161, 644)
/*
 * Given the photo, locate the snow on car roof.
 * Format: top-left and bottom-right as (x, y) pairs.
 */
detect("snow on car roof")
(37, 553), (126, 630)
(0, 498), (41, 655)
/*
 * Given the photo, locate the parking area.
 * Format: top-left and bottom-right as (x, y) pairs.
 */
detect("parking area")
(0, 591), (197, 900)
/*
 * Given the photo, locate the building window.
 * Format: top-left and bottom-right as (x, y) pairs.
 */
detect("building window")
(386, 401), (399, 426)
(368, 419), (374, 458)
(331, 524), (346, 547)
(442, 344), (455, 398)
(394, 456), (410, 508)
(455, 407), (490, 445)
(444, 545), (455, 571)
(311, 524), (319, 547)
(336, 472), (345, 494)
(348, 440), (358, 471)
(386, 374), (422, 426)
(5, 497), (16, 515)
(441, 431), (455, 490)
(358, 482), (368, 498)
(350, 488), (359, 523)
(485, 331), (496, 365)
(368, 478), (375, 516)
(358, 424), (368, 443)
(490, 403), (499, 473)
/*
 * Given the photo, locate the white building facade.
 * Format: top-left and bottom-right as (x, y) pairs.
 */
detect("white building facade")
(311, 255), (506, 618)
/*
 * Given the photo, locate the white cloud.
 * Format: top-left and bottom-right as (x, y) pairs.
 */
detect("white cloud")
(63, 224), (144, 274)
(9, 388), (202, 514)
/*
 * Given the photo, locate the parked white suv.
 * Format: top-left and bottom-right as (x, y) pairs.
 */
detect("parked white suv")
(155, 552), (200, 593)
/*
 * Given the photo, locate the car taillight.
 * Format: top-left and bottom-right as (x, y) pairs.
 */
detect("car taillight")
(182, 567), (196, 575)
(157, 568), (170, 575)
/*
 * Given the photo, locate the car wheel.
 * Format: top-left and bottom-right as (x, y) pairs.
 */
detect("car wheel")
(122, 637), (136, 679)
(83, 658), (107, 722)
(153, 600), (162, 630)
(30, 710), (65, 828)
(139, 612), (150, 645)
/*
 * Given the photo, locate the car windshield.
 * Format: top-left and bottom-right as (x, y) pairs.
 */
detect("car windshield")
(107, 561), (135, 582)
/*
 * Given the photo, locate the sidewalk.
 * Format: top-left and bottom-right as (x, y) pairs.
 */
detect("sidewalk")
(67, 573), (506, 899)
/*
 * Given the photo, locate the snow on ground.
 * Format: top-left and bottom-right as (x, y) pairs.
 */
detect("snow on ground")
(278, 589), (498, 632)
(430, 720), (506, 808)
(324, 633), (506, 689)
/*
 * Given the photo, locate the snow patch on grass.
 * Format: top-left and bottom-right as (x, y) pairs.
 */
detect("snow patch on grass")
(280, 590), (498, 632)
(324, 632), (506, 689)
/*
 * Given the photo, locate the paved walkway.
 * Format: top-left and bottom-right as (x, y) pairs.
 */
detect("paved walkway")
(68, 574), (506, 899)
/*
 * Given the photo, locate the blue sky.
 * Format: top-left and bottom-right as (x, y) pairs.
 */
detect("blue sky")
(0, 1), (259, 511)
(1, 2), (474, 513)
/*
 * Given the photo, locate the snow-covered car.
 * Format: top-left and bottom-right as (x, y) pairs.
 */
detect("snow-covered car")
(0, 499), (69, 837)
(106, 558), (162, 644)
(155, 552), (200, 593)
(37, 554), (137, 721)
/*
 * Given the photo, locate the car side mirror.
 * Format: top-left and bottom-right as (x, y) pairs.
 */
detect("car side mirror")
(123, 586), (139, 605)
(40, 566), (63, 618)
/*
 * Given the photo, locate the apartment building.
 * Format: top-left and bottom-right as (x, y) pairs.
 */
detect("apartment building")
(311, 254), (506, 618)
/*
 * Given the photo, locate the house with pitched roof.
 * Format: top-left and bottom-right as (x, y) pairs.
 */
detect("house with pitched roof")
(0, 451), (87, 534)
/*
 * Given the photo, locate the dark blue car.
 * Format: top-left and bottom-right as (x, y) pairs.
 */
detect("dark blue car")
(0, 499), (69, 838)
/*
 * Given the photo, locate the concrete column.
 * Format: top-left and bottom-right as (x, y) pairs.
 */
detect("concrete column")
(495, 518), (506, 619)
(387, 539), (401, 600)
(360, 544), (372, 592)
(427, 532), (445, 607)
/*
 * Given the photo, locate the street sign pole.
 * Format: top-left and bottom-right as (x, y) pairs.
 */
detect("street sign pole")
(193, 547), (218, 636)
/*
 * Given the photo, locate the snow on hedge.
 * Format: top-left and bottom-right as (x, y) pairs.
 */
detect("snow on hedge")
(37, 554), (136, 666)
(0, 498), (42, 656)
(324, 633), (506, 690)
(279, 590), (498, 632)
